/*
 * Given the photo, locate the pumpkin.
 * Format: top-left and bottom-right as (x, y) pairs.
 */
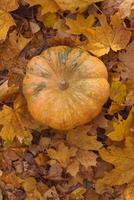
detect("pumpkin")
(54, 0), (103, 12)
(23, 46), (109, 130)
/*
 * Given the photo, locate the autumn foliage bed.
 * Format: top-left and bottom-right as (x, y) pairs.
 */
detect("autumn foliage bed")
(0, 0), (134, 199)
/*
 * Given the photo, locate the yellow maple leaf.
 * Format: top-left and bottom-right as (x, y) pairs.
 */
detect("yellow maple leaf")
(110, 80), (127, 104)
(124, 182), (134, 200)
(66, 14), (95, 35)
(107, 107), (134, 141)
(82, 12), (131, 57)
(47, 143), (74, 168)
(55, 0), (104, 12)
(67, 126), (102, 151)
(0, 10), (15, 41)
(96, 145), (134, 193)
(0, 0), (19, 12)
(25, 0), (59, 15)
(0, 95), (36, 144)
(42, 13), (59, 28)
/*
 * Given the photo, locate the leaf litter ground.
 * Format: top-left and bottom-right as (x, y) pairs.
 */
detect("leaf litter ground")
(0, 0), (134, 199)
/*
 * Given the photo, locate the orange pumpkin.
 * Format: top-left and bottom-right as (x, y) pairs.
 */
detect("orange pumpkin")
(23, 46), (109, 130)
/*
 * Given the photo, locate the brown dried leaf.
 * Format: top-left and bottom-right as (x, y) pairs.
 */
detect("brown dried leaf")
(119, 41), (134, 80)
(67, 126), (102, 151)
(77, 150), (97, 168)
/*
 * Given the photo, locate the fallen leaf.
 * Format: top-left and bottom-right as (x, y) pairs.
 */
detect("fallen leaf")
(44, 187), (60, 200)
(66, 14), (94, 34)
(0, 95), (35, 144)
(42, 13), (59, 28)
(107, 107), (134, 141)
(96, 145), (134, 193)
(101, 0), (134, 18)
(0, 10), (15, 41)
(119, 41), (134, 80)
(124, 182), (134, 200)
(9, 31), (32, 51)
(110, 81), (127, 104)
(67, 126), (102, 151)
(119, 0), (134, 18)
(47, 143), (72, 167)
(67, 159), (79, 177)
(25, 0), (59, 15)
(0, 80), (19, 102)
(82, 12), (131, 57)
(125, 81), (134, 106)
(55, 0), (104, 12)
(0, 0), (19, 12)
(77, 150), (97, 169)
(70, 187), (86, 199)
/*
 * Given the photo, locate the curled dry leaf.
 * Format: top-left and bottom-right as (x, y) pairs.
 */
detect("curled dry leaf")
(82, 12), (131, 57)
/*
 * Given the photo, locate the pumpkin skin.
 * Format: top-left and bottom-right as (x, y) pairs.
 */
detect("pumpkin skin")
(23, 46), (109, 130)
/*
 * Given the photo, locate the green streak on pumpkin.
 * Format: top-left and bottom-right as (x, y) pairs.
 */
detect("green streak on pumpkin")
(23, 82), (37, 90)
(70, 49), (84, 72)
(33, 82), (46, 96)
(58, 47), (72, 65)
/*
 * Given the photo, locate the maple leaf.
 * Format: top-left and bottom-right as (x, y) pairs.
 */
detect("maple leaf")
(124, 182), (134, 200)
(66, 14), (95, 35)
(9, 31), (32, 51)
(82, 12), (131, 57)
(110, 80), (127, 104)
(55, 0), (104, 12)
(0, 10), (15, 41)
(47, 143), (74, 168)
(42, 13), (59, 28)
(96, 145), (134, 193)
(119, 0), (134, 18)
(67, 126), (102, 151)
(25, 0), (59, 15)
(119, 41), (134, 80)
(0, 95), (36, 144)
(77, 150), (97, 168)
(107, 107), (134, 141)
(67, 159), (80, 177)
(0, 0), (19, 12)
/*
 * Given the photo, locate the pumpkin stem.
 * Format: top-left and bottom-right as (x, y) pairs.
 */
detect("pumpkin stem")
(59, 80), (69, 90)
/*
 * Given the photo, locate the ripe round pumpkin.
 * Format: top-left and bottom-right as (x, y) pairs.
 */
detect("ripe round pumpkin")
(23, 46), (109, 130)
